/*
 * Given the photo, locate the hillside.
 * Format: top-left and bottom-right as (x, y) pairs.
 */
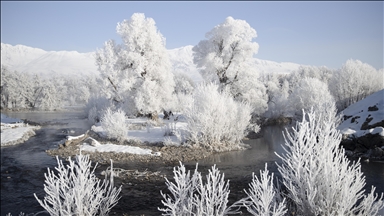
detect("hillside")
(1, 43), (301, 81)
(338, 89), (384, 137)
(338, 89), (384, 160)
(1, 43), (97, 78)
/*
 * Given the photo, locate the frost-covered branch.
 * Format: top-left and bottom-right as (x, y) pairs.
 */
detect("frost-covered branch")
(237, 164), (287, 216)
(34, 153), (122, 216)
(275, 108), (384, 215)
(159, 162), (238, 216)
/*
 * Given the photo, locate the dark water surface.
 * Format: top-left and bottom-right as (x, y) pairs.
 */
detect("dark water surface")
(1, 110), (91, 215)
(1, 111), (383, 215)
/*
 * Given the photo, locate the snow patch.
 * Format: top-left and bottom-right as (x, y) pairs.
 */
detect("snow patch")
(1, 114), (40, 146)
(338, 89), (384, 138)
(67, 134), (85, 141)
(80, 142), (160, 156)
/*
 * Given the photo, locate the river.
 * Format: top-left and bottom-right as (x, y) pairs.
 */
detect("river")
(1, 111), (383, 215)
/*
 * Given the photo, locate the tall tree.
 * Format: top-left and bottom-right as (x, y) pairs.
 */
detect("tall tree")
(192, 16), (267, 115)
(95, 13), (175, 119)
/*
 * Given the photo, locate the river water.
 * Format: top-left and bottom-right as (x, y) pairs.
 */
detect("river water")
(1, 111), (383, 215)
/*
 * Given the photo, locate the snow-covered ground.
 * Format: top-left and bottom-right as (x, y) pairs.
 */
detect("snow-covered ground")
(337, 89), (384, 138)
(1, 114), (40, 146)
(79, 115), (188, 155)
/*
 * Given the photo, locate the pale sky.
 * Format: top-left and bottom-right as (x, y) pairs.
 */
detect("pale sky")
(1, 1), (383, 69)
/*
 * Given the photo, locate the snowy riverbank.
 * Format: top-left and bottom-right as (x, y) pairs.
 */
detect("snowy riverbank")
(337, 89), (384, 160)
(1, 114), (41, 147)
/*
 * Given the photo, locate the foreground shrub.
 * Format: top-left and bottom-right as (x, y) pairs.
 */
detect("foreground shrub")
(237, 164), (287, 216)
(276, 109), (384, 215)
(100, 107), (129, 143)
(184, 82), (256, 152)
(34, 153), (121, 216)
(159, 162), (239, 215)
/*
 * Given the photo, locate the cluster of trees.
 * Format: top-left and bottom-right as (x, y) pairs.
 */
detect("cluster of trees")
(262, 62), (383, 121)
(91, 13), (383, 125)
(86, 13), (383, 152)
(1, 13), (382, 121)
(90, 14), (269, 123)
(0, 66), (98, 111)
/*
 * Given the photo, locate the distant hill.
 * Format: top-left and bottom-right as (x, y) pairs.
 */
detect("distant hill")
(1, 43), (97, 79)
(1, 43), (302, 82)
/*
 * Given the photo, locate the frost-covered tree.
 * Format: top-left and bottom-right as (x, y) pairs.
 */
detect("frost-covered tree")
(95, 13), (175, 119)
(329, 59), (384, 110)
(34, 153), (121, 216)
(287, 77), (335, 121)
(1, 66), (16, 109)
(276, 109), (384, 215)
(38, 78), (62, 111)
(184, 82), (257, 152)
(192, 16), (267, 115)
(171, 72), (195, 113)
(287, 65), (333, 90)
(261, 73), (291, 119)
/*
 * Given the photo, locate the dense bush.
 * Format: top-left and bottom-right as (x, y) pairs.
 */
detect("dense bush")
(85, 95), (113, 124)
(100, 108), (129, 143)
(184, 82), (256, 152)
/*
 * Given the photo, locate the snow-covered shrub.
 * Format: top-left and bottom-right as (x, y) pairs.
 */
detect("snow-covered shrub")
(85, 95), (112, 124)
(276, 109), (384, 215)
(192, 164), (234, 215)
(184, 82), (255, 152)
(159, 162), (238, 216)
(100, 108), (129, 143)
(237, 164), (287, 216)
(34, 153), (121, 216)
